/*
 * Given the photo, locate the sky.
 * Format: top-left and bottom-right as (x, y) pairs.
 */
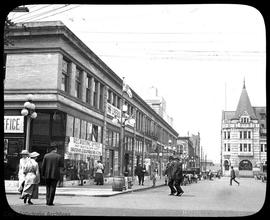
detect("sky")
(8, 4), (266, 163)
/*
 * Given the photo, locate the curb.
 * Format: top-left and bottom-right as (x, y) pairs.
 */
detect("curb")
(5, 183), (166, 197)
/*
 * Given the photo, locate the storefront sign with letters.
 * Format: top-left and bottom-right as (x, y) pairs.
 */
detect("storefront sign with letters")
(66, 136), (102, 159)
(4, 116), (24, 133)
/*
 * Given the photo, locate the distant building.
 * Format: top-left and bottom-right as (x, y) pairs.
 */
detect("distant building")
(200, 160), (215, 172)
(221, 81), (267, 177)
(144, 86), (174, 127)
(189, 133), (201, 169)
(177, 136), (196, 170)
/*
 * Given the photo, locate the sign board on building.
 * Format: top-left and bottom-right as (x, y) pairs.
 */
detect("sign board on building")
(66, 137), (102, 160)
(4, 116), (24, 133)
(107, 103), (135, 127)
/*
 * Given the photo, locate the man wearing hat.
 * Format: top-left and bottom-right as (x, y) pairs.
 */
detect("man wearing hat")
(41, 144), (64, 206)
(172, 156), (184, 196)
(165, 155), (177, 195)
(18, 150), (30, 195)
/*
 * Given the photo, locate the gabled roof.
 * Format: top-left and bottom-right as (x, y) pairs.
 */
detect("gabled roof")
(233, 82), (257, 119)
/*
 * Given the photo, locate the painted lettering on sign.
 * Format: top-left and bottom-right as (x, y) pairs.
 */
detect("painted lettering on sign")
(4, 116), (24, 133)
(67, 137), (102, 159)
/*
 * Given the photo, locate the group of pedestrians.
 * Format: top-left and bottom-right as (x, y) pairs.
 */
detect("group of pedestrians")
(18, 145), (63, 206)
(165, 155), (184, 197)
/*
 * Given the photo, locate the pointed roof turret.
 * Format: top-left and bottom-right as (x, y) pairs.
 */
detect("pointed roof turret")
(234, 80), (257, 119)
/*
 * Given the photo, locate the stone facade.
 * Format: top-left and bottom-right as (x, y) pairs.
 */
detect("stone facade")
(221, 82), (267, 177)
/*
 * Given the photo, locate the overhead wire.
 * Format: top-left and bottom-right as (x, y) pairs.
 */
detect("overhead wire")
(11, 5), (51, 21)
(14, 4), (70, 23)
(32, 5), (80, 22)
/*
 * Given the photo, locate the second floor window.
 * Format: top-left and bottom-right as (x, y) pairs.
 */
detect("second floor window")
(75, 68), (82, 99)
(86, 76), (92, 104)
(61, 59), (69, 92)
(93, 80), (99, 108)
(99, 84), (104, 110)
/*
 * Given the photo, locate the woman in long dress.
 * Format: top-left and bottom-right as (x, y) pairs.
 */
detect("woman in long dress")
(18, 150), (30, 195)
(21, 151), (40, 204)
(94, 160), (104, 185)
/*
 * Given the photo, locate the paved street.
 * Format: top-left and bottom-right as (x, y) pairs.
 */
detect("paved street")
(5, 177), (266, 217)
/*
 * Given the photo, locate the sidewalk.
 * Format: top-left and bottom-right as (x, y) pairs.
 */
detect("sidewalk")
(5, 176), (167, 197)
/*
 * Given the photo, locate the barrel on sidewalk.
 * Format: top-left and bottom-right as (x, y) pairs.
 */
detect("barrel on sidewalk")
(112, 176), (125, 191)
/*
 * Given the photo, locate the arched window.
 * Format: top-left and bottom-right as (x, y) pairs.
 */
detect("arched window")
(239, 160), (252, 170)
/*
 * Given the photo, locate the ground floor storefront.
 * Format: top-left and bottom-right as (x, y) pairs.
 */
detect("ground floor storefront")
(4, 108), (157, 186)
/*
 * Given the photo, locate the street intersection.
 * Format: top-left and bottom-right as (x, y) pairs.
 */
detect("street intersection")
(5, 177), (267, 217)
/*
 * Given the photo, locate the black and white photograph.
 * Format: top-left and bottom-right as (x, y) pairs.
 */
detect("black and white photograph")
(3, 3), (267, 217)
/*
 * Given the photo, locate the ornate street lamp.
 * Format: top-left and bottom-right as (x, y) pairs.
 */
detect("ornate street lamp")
(112, 103), (135, 176)
(21, 94), (37, 151)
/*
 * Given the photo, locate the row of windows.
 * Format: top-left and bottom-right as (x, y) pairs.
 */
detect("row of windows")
(240, 117), (250, 123)
(224, 143), (252, 152)
(61, 58), (175, 145)
(223, 131), (252, 139)
(66, 114), (101, 142)
(239, 143), (252, 152)
(240, 131), (251, 139)
(61, 59), (104, 110)
(224, 143), (267, 153)
(260, 144), (267, 152)
(106, 130), (144, 154)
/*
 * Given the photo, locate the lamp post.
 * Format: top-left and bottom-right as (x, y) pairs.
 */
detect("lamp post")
(21, 94), (37, 152)
(112, 104), (135, 176)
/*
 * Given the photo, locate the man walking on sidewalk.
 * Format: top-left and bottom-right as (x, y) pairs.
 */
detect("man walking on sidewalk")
(42, 145), (64, 206)
(135, 163), (146, 185)
(230, 166), (240, 186)
(165, 156), (176, 195)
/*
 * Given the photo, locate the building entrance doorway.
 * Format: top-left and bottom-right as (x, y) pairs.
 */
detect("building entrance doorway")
(239, 160), (253, 177)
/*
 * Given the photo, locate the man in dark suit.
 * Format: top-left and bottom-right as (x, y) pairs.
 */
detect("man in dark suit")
(135, 163), (146, 185)
(172, 156), (184, 196)
(41, 145), (63, 206)
(165, 156), (177, 195)
(230, 166), (240, 186)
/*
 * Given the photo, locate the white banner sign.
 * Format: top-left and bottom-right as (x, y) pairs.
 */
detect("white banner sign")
(4, 116), (24, 133)
(107, 103), (121, 119)
(67, 137), (102, 158)
(107, 103), (135, 127)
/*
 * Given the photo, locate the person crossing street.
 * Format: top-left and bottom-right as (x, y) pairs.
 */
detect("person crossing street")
(165, 156), (177, 195)
(172, 156), (184, 196)
(230, 166), (240, 186)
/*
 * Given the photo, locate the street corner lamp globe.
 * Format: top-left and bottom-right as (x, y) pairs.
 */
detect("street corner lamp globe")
(29, 103), (36, 110)
(24, 101), (32, 109)
(21, 108), (28, 116)
(31, 112), (37, 119)
(26, 94), (34, 101)
(129, 118), (135, 125)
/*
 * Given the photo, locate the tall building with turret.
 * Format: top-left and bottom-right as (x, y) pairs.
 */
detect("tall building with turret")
(221, 81), (267, 177)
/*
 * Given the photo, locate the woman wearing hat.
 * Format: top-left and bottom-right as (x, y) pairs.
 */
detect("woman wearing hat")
(21, 151), (40, 204)
(18, 150), (30, 195)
